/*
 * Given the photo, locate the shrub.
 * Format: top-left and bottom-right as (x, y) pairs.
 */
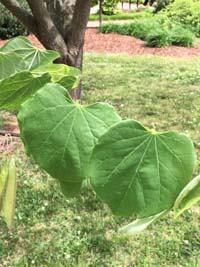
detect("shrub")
(146, 28), (171, 47)
(170, 24), (196, 47)
(0, 1), (28, 39)
(163, 0), (200, 36)
(101, 18), (160, 40)
(100, 17), (196, 48)
(128, 19), (160, 40)
(102, 0), (120, 15)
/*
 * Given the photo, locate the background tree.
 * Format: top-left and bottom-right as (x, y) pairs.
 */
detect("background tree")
(0, 0), (91, 98)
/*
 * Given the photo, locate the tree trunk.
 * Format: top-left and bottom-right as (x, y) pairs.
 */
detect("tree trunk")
(0, 0), (91, 99)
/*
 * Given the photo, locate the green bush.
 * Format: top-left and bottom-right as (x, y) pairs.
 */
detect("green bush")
(170, 24), (196, 47)
(146, 28), (171, 47)
(102, 0), (120, 15)
(0, 1), (28, 39)
(100, 18), (196, 48)
(101, 19), (160, 40)
(127, 19), (160, 40)
(163, 0), (200, 36)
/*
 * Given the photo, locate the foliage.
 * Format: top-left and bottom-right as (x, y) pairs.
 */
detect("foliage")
(102, 0), (120, 15)
(89, 10), (152, 21)
(91, 0), (98, 7)
(146, 28), (171, 47)
(170, 24), (196, 47)
(174, 174), (200, 217)
(0, 54), (200, 266)
(163, 0), (200, 36)
(100, 19), (159, 40)
(100, 19), (196, 47)
(18, 83), (121, 195)
(0, 0), (28, 39)
(0, 37), (80, 109)
(0, 38), (199, 235)
(90, 119), (195, 218)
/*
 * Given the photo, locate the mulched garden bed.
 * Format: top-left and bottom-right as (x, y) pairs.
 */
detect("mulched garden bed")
(1, 28), (200, 59)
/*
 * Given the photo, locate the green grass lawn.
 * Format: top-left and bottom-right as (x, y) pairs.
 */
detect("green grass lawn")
(1, 53), (200, 267)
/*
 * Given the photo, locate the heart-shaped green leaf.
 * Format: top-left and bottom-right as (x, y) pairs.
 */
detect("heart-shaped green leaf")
(0, 37), (59, 70)
(90, 120), (196, 218)
(0, 71), (51, 110)
(174, 174), (200, 217)
(32, 63), (80, 91)
(18, 83), (121, 183)
(0, 52), (25, 80)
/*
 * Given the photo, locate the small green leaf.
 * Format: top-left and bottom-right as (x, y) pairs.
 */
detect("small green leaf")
(32, 63), (80, 90)
(18, 83), (121, 183)
(174, 175), (200, 217)
(0, 37), (59, 70)
(2, 157), (16, 230)
(0, 52), (25, 80)
(90, 120), (196, 218)
(60, 181), (83, 198)
(119, 209), (168, 235)
(0, 71), (51, 110)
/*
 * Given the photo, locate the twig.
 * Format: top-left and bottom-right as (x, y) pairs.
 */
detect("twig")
(0, 130), (20, 137)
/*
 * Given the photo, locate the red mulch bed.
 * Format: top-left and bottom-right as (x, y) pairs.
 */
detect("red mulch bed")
(1, 28), (200, 59)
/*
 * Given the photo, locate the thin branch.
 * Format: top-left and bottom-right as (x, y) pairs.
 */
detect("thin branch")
(0, 0), (37, 34)
(0, 130), (20, 137)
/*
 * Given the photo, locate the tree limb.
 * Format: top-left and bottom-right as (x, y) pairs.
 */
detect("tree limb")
(69, 0), (91, 48)
(0, 0), (37, 34)
(26, 0), (68, 56)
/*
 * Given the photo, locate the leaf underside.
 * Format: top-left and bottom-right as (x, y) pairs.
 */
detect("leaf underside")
(90, 120), (196, 218)
(174, 174), (200, 217)
(119, 209), (168, 235)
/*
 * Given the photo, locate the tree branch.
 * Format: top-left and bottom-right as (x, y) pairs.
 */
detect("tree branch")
(0, 0), (37, 34)
(26, 0), (68, 56)
(69, 0), (91, 47)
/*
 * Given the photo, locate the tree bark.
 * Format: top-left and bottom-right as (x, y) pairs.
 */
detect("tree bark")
(0, 0), (91, 99)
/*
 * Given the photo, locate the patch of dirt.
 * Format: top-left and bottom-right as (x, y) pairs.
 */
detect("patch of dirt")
(1, 29), (200, 58)
(0, 114), (20, 154)
(85, 29), (200, 58)
(3, 114), (19, 134)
